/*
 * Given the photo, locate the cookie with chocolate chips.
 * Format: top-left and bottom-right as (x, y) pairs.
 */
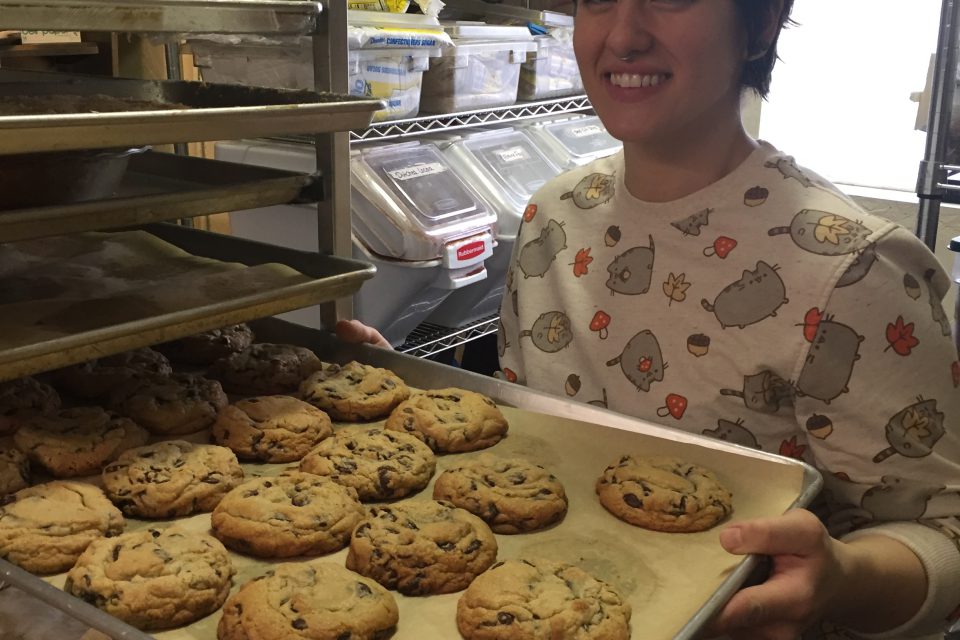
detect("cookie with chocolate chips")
(102, 440), (244, 519)
(212, 472), (364, 558)
(217, 561), (399, 640)
(156, 323), (255, 365)
(13, 406), (148, 478)
(384, 388), (508, 453)
(457, 559), (632, 640)
(0, 376), (61, 435)
(595, 455), (732, 532)
(299, 428), (435, 502)
(212, 395), (333, 463)
(433, 455), (567, 534)
(54, 348), (172, 399)
(208, 343), (323, 396)
(0, 449), (29, 495)
(299, 361), (410, 422)
(108, 372), (228, 436)
(0, 481), (124, 574)
(64, 526), (234, 631)
(346, 500), (498, 595)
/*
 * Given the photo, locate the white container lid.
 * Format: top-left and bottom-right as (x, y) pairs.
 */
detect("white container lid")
(441, 21), (532, 40)
(351, 141), (497, 262)
(431, 38), (536, 57)
(348, 9), (442, 28)
(540, 116), (622, 162)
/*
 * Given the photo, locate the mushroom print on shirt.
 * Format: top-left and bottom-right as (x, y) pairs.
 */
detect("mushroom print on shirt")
(499, 143), (960, 639)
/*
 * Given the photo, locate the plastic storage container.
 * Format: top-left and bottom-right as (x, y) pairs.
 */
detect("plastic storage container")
(348, 47), (435, 121)
(420, 25), (535, 113)
(519, 32), (583, 101)
(427, 128), (563, 327)
(524, 115), (622, 169)
(216, 139), (497, 346)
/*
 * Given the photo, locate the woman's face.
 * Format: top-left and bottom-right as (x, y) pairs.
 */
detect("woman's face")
(574, 0), (749, 147)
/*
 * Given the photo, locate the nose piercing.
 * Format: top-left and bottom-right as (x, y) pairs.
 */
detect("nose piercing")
(618, 51), (638, 62)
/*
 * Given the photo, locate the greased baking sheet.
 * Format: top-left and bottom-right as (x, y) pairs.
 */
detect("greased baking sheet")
(6, 398), (811, 640)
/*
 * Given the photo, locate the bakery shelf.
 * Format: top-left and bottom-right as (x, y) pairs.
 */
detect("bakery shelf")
(0, 70), (383, 154)
(0, 223), (376, 382)
(0, 150), (323, 243)
(397, 314), (499, 358)
(0, 41), (99, 57)
(0, 0), (323, 35)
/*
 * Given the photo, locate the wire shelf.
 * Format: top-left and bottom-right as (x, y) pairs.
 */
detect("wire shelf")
(397, 314), (499, 358)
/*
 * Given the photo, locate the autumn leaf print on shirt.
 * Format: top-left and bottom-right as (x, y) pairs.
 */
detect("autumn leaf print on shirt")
(884, 316), (919, 356)
(571, 248), (593, 277)
(662, 272), (691, 306)
(779, 436), (807, 460)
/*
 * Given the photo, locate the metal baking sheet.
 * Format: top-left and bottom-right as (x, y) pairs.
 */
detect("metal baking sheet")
(0, 0), (322, 35)
(0, 70), (384, 154)
(0, 228), (376, 383)
(0, 151), (323, 243)
(1, 321), (820, 640)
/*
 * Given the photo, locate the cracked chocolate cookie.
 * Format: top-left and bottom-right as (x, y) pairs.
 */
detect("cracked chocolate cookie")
(13, 406), (148, 478)
(208, 343), (323, 396)
(384, 388), (508, 453)
(64, 526), (234, 631)
(108, 372), (228, 436)
(0, 449), (29, 495)
(457, 559), (632, 640)
(299, 428), (435, 502)
(433, 455), (567, 534)
(212, 396), (333, 463)
(299, 361), (410, 422)
(212, 472), (364, 558)
(102, 440), (244, 519)
(346, 500), (498, 595)
(156, 323), (255, 365)
(596, 455), (733, 532)
(0, 481), (124, 574)
(0, 376), (61, 435)
(54, 348), (173, 399)
(218, 561), (399, 640)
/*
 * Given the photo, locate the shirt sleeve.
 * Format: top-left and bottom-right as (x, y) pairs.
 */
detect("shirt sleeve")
(497, 215), (529, 387)
(793, 225), (960, 637)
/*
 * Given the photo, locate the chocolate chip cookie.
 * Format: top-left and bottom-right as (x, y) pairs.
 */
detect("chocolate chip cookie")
(64, 526), (235, 631)
(0, 449), (29, 495)
(212, 472), (365, 558)
(346, 500), (498, 595)
(299, 361), (410, 422)
(457, 559), (632, 640)
(102, 440), (244, 519)
(109, 373), (228, 436)
(212, 396), (333, 463)
(595, 455), (733, 532)
(384, 388), (508, 453)
(299, 428), (435, 502)
(433, 455), (567, 534)
(0, 376), (61, 435)
(208, 343), (323, 396)
(54, 347), (173, 399)
(218, 561), (399, 640)
(156, 323), (255, 365)
(0, 481), (124, 574)
(13, 406), (149, 478)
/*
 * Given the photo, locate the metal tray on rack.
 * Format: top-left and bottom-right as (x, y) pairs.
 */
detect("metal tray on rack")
(0, 150), (323, 243)
(0, 70), (384, 154)
(0, 226), (376, 382)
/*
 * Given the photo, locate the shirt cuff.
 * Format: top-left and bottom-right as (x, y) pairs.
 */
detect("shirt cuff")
(842, 522), (960, 638)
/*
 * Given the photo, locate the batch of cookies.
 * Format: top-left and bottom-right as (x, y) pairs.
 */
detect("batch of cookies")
(0, 323), (735, 640)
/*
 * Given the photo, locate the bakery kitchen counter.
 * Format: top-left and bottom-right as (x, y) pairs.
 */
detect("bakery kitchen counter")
(0, 319), (820, 639)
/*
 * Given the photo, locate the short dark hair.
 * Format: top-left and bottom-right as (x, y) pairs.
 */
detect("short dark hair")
(734, 0), (796, 98)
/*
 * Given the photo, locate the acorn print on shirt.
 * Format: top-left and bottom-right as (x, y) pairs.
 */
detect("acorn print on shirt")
(795, 314), (864, 404)
(743, 186), (769, 206)
(768, 210), (873, 256)
(519, 311), (573, 353)
(605, 235), (655, 296)
(670, 208), (713, 236)
(605, 330), (665, 392)
(700, 261), (789, 329)
(560, 172), (615, 209)
(519, 219), (567, 279)
(764, 156), (815, 187)
(873, 397), (945, 463)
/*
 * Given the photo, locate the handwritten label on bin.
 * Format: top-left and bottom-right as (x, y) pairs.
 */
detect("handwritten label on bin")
(387, 162), (447, 181)
(570, 125), (603, 138)
(494, 147), (530, 163)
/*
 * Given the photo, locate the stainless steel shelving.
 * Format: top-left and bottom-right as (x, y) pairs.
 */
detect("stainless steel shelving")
(398, 314), (499, 358)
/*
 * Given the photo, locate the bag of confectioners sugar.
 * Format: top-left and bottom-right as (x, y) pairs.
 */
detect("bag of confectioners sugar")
(348, 0), (444, 16)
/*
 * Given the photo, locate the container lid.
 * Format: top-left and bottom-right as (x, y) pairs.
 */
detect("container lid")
(461, 129), (561, 210)
(348, 9), (441, 28)
(348, 46), (439, 61)
(432, 38), (536, 57)
(441, 21), (532, 40)
(541, 116), (622, 161)
(351, 141), (497, 262)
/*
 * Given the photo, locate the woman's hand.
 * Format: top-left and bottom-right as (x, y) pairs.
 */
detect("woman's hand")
(334, 319), (392, 350)
(706, 509), (926, 640)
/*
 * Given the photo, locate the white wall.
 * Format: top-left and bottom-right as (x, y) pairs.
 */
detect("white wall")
(759, 1), (942, 192)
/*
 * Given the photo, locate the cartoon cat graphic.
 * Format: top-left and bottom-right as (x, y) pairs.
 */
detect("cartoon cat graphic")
(702, 418), (761, 449)
(700, 261), (789, 329)
(795, 316), (863, 403)
(519, 311), (573, 353)
(719, 370), (792, 414)
(873, 397), (946, 463)
(605, 235), (655, 296)
(519, 219), (567, 279)
(670, 208), (713, 237)
(768, 210), (873, 256)
(560, 172), (616, 209)
(605, 330), (665, 392)
(835, 244), (878, 288)
(860, 475), (944, 520)
(764, 156), (815, 187)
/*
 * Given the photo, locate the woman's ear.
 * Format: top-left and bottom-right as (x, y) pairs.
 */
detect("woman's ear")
(751, 0), (789, 60)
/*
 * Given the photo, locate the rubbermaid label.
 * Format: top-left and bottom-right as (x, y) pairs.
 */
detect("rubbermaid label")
(571, 125), (603, 138)
(456, 240), (487, 261)
(494, 147), (529, 163)
(387, 162), (447, 181)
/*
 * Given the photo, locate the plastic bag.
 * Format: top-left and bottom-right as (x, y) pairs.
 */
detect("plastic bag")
(347, 0), (444, 17)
